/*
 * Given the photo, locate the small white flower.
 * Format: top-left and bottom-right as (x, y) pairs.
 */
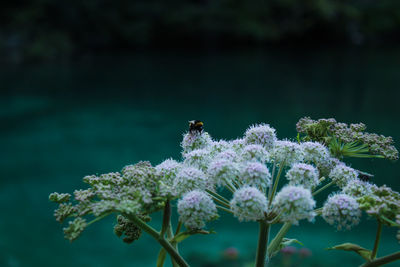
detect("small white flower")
(240, 144), (269, 163)
(213, 149), (238, 162)
(173, 167), (211, 195)
(244, 123), (277, 150)
(270, 140), (303, 166)
(272, 185), (316, 225)
(156, 159), (181, 181)
(329, 164), (358, 188)
(181, 131), (212, 154)
(208, 158), (240, 187)
(286, 163), (320, 189)
(240, 161), (271, 189)
(183, 149), (212, 171)
(342, 179), (376, 198)
(322, 193), (361, 231)
(230, 186), (268, 222)
(178, 190), (218, 229)
(229, 138), (246, 153)
(301, 141), (330, 165)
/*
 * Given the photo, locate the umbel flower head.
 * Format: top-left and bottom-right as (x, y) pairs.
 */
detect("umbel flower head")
(244, 123), (277, 150)
(286, 163), (320, 189)
(240, 161), (271, 189)
(155, 159), (182, 197)
(183, 148), (212, 171)
(301, 141), (330, 166)
(342, 179), (376, 199)
(181, 131), (212, 155)
(270, 140), (303, 166)
(358, 185), (400, 223)
(208, 158), (240, 187)
(272, 185), (316, 225)
(329, 164), (358, 188)
(177, 190), (218, 230)
(173, 166), (211, 195)
(322, 193), (361, 231)
(230, 186), (268, 222)
(240, 144), (269, 163)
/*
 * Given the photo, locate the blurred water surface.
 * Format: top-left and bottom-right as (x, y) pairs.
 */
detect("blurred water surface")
(1, 48), (400, 267)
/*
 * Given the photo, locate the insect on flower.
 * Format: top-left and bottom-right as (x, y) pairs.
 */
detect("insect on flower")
(189, 120), (204, 133)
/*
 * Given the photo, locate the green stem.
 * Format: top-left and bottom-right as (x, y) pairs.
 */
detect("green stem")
(124, 213), (189, 267)
(268, 163), (276, 198)
(268, 162), (285, 206)
(175, 221), (182, 236)
(371, 220), (383, 260)
(208, 194), (230, 208)
(255, 221), (270, 267)
(312, 181), (334, 196)
(161, 200), (171, 237)
(267, 222), (292, 258)
(216, 205), (234, 214)
(360, 251), (400, 267)
(206, 189), (230, 204)
(87, 212), (112, 226)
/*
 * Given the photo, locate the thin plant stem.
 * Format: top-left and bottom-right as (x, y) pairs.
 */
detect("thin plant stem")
(312, 181), (334, 196)
(255, 221), (270, 267)
(360, 251), (400, 267)
(124, 213), (189, 267)
(206, 189), (230, 204)
(371, 220), (383, 260)
(87, 212), (112, 226)
(268, 161), (285, 206)
(216, 205), (234, 214)
(161, 200), (171, 237)
(175, 221), (182, 236)
(206, 192), (230, 208)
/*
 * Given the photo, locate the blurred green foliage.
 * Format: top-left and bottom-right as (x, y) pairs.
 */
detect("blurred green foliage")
(1, 0), (400, 60)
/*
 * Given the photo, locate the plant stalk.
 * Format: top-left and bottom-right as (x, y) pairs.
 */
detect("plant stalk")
(360, 251), (400, 267)
(255, 221), (270, 267)
(124, 213), (189, 267)
(371, 220), (383, 260)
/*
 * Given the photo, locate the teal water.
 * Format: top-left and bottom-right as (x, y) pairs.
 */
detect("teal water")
(1, 48), (400, 266)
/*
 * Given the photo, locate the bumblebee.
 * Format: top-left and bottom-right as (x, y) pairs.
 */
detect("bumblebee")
(189, 120), (204, 133)
(357, 170), (373, 182)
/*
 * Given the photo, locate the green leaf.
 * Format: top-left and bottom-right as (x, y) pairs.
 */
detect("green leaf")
(281, 238), (304, 247)
(269, 237), (304, 257)
(326, 243), (372, 261)
(156, 248), (167, 267)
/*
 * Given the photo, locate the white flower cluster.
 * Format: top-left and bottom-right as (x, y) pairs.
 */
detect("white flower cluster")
(240, 161), (271, 189)
(272, 185), (316, 225)
(183, 149), (212, 171)
(342, 179), (376, 198)
(270, 140), (303, 166)
(156, 159), (182, 197)
(244, 123), (277, 150)
(301, 141), (330, 165)
(173, 167), (211, 195)
(329, 164), (358, 188)
(230, 186), (268, 221)
(240, 144), (269, 163)
(208, 158), (240, 186)
(181, 131), (212, 155)
(286, 163), (320, 189)
(177, 190), (218, 229)
(322, 193), (361, 231)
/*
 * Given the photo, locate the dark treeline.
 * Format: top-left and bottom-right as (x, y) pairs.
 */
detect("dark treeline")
(1, 0), (400, 61)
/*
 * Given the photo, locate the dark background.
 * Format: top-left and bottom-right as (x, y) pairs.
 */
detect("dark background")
(1, 1), (400, 266)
